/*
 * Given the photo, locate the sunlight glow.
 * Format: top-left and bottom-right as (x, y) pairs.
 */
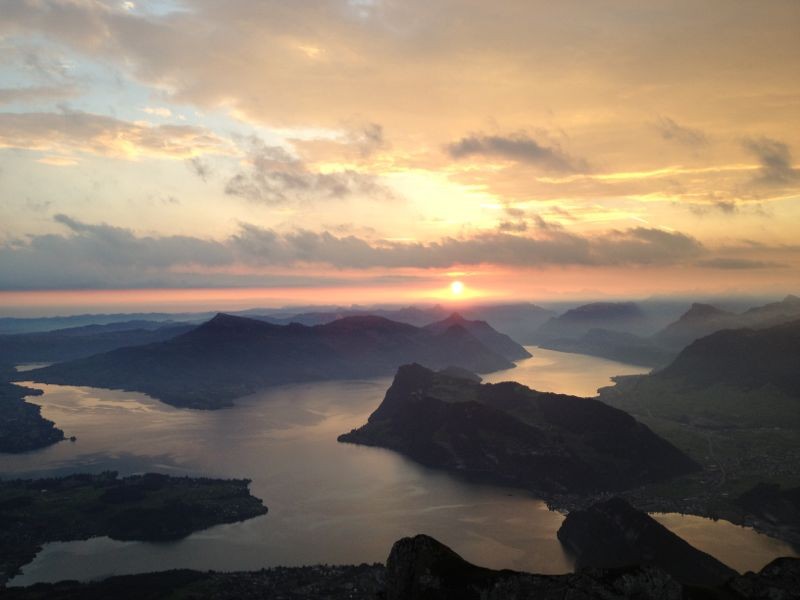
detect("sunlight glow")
(450, 280), (465, 296)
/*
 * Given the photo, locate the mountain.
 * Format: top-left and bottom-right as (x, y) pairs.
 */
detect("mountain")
(534, 302), (651, 342)
(656, 319), (800, 399)
(0, 313), (207, 335)
(601, 319), (800, 429)
(653, 295), (800, 352)
(258, 305), (451, 327)
(740, 294), (800, 327)
(20, 314), (515, 409)
(735, 483), (800, 541)
(557, 498), (736, 587)
(0, 321), (194, 365)
(256, 303), (554, 346)
(652, 303), (739, 351)
(543, 294), (800, 367)
(456, 303), (555, 344)
(339, 364), (699, 495)
(538, 328), (671, 368)
(424, 313), (531, 361)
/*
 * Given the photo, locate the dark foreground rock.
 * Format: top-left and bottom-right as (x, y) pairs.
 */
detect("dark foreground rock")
(557, 497), (737, 586)
(5, 533), (798, 599)
(340, 363), (699, 496)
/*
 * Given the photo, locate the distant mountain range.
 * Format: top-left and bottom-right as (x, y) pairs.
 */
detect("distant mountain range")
(0, 321), (195, 366)
(339, 363), (699, 495)
(540, 294), (800, 368)
(19, 313), (524, 409)
(653, 294), (800, 351)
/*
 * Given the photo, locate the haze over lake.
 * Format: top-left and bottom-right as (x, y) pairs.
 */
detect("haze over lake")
(5, 347), (795, 585)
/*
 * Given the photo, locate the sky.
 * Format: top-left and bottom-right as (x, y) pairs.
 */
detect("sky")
(0, 0), (799, 314)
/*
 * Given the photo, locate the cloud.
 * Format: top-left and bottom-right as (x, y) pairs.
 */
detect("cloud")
(498, 220), (527, 232)
(446, 133), (587, 172)
(696, 258), (787, 270)
(689, 198), (739, 216)
(742, 137), (798, 186)
(187, 156), (212, 181)
(0, 215), (710, 290)
(654, 117), (707, 146)
(0, 110), (228, 159)
(346, 122), (385, 157)
(225, 136), (393, 204)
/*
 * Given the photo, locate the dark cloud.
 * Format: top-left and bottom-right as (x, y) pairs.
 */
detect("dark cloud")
(446, 133), (588, 172)
(498, 220), (527, 232)
(742, 137), (798, 186)
(689, 199), (739, 216)
(0, 215), (709, 290)
(225, 136), (393, 204)
(348, 122), (385, 157)
(696, 258), (787, 270)
(654, 117), (707, 146)
(532, 214), (563, 231)
(187, 156), (212, 182)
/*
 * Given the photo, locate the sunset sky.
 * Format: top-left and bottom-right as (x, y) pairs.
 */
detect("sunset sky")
(1, 1), (799, 313)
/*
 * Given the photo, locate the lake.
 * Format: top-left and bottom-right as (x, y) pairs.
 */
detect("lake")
(4, 347), (796, 584)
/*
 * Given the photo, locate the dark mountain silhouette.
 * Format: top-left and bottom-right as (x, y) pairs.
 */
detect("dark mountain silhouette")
(0, 321), (194, 365)
(735, 483), (800, 541)
(557, 497), (736, 587)
(254, 303), (553, 346)
(20, 314), (515, 409)
(424, 313), (531, 361)
(600, 318), (800, 430)
(653, 295), (800, 352)
(339, 364), (699, 495)
(656, 319), (800, 398)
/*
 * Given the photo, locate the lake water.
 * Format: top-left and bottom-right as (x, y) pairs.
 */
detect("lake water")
(4, 347), (796, 584)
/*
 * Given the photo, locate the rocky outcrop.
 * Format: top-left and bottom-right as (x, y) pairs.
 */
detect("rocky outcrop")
(340, 364), (699, 495)
(557, 497), (737, 586)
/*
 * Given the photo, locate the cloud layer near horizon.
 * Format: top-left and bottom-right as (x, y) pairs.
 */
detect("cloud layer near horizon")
(3, 213), (795, 291)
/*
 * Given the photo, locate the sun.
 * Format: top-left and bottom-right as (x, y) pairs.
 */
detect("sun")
(450, 280), (465, 296)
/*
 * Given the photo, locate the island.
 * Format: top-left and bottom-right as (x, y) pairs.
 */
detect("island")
(0, 472), (267, 585)
(339, 363), (699, 497)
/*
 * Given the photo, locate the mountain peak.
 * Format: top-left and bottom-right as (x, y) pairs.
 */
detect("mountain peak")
(682, 303), (729, 320)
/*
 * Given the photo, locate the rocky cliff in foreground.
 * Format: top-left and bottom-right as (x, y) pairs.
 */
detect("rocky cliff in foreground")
(7, 533), (797, 599)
